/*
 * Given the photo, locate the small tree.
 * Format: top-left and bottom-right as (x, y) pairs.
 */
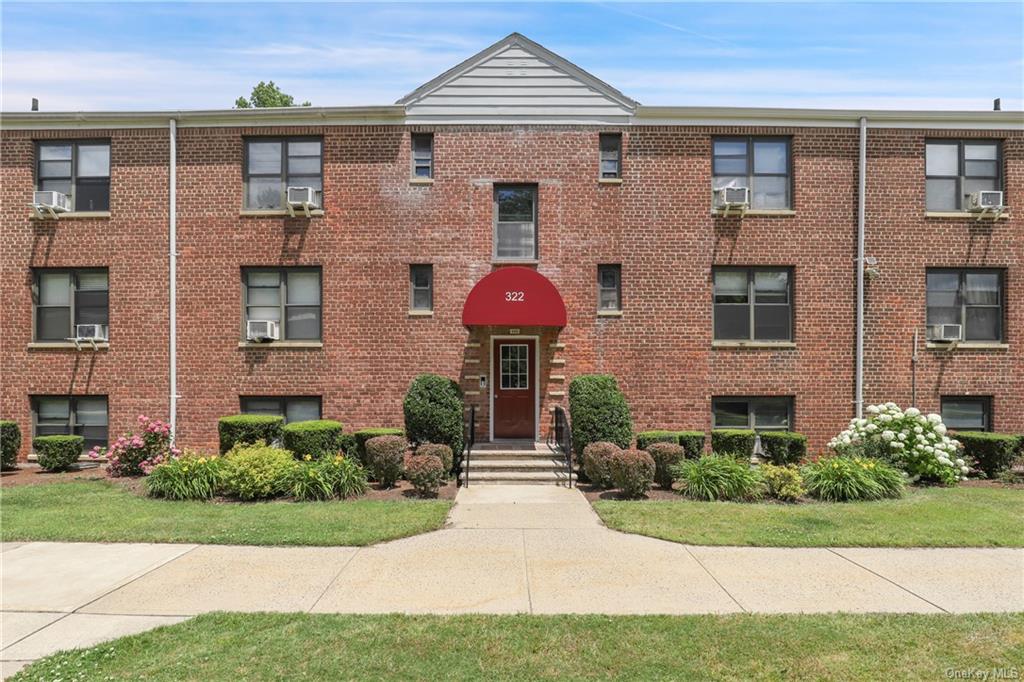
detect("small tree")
(403, 374), (464, 457)
(234, 81), (310, 109)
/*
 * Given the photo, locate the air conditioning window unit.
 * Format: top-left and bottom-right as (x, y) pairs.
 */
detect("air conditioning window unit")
(967, 191), (1003, 211)
(715, 186), (750, 210)
(246, 319), (280, 342)
(926, 323), (962, 343)
(287, 186), (322, 209)
(75, 324), (108, 342)
(33, 191), (72, 213)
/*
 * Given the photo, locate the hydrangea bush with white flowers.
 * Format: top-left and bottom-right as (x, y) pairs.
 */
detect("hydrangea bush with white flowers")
(828, 403), (968, 485)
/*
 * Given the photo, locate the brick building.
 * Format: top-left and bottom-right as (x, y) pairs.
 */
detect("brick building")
(2, 33), (1021, 461)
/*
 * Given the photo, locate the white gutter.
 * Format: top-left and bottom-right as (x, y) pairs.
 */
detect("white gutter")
(169, 119), (178, 443)
(855, 116), (867, 419)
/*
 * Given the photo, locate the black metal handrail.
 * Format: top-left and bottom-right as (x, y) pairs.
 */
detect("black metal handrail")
(462, 404), (476, 487)
(548, 405), (573, 487)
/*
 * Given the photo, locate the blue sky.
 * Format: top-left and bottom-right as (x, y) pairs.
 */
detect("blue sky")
(2, 2), (1021, 112)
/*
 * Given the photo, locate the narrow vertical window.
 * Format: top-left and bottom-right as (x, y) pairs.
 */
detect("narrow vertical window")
(411, 133), (434, 179)
(493, 186), (537, 260)
(598, 264), (621, 311)
(409, 264), (433, 311)
(599, 133), (621, 179)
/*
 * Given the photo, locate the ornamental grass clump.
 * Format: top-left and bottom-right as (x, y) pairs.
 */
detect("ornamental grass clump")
(145, 452), (224, 500)
(582, 441), (621, 489)
(609, 449), (655, 499)
(221, 442), (296, 500)
(404, 453), (446, 497)
(365, 435), (407, 488)
(672, 455), (764, 502)
(761, 463), (805, 502)
(802, 456), (905, 502)
(287, 454), (369, 501)
(645, 442), (687, 490)
(90, 416), (181, 477)
(829, 403), (966, 485)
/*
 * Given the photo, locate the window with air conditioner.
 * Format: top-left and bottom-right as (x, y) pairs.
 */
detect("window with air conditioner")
(713, 267), (793, 341)
(926, 269), (1003, 342)
(925, 140), (1002, 211)
(493, 185), (537, 261)
(32, 395), (108, 451)
(36, 141), (110, 212)
(712, 137), (791, 210)
(713, 396), (793, 431)
(242, 267), (322, 341)
(241, 396), (322, 423)
(32, 269), (109, 342)
(244, 138), (322, 210)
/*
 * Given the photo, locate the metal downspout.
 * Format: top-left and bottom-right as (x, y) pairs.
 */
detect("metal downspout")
(855, 116), (867, 419)
(169, 119), (178, 442)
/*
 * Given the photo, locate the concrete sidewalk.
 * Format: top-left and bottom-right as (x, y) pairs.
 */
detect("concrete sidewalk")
(2, 485), (1022, 677)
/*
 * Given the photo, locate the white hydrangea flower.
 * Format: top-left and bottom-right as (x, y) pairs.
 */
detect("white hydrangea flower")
(961, 466), (969, 474)
(898, 432), (908, 441)
(906, 407), (921, 417)
(867, 405), (881, 415)
(927, 413), (942, 423)
(881, 430), (895, 441)
(955, 458), (964, 466)
(913, 426), (923, 434)
(866, 423), (877, 432)
(935, 424), (947, 436)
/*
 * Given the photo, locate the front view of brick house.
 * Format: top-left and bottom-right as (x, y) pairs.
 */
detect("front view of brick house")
(2, 33), (1021, 462)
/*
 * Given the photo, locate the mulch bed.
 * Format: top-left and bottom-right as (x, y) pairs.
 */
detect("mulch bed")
(1, 463), (107, 487)
(576, 481), (680, 502)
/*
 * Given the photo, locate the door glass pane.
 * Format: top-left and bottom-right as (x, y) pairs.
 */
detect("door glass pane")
(38, 307), (71, 340)
(925, 143), (958, 175)
(495, 223), (535, 259)
(248, 142), (282, 174)
(942, 400), (986, 430)
(754, 270), (788, 303)
(39, 273), (71, 305)
(243, 398), (283, 416)
(285, 398), (321, 424)
(714, 305), (750, 340)
(500, 345), (529, 390)
(752, 176), (787, 209)
(713, 401), (749, 428)
(754, 305), (791, 340)
(246, 177), (282, 209)
(285, 306), (320, 339)
(713, 271), (748, 303)
(754, 400), (790, 429)
(39, 144), (72, 161)
(77, 145), (110, 177)
(965, 307), (999, 341)
(753, 141), (787, 174)
(964, 273), (999, 305)
(287, 271), (320, 305)
(497, 188), (534, 222)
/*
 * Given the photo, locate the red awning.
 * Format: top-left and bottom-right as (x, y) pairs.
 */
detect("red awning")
(462, 266), (567, 327)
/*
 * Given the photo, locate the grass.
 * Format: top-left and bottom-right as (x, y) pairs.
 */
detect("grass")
(12, 612), (1023, 681)
(1, 481), (451, 546)
(594, 486), (1024, 547)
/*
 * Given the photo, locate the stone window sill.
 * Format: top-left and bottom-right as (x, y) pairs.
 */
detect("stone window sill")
(712, 209), (796, 217)
(712, 341), (797, 349)
(408, 310), (433, 317)
(925, 211), (1010, 220)
(30, 211), (111, 220)
(925, 342), (1009, 351)
(491, 259), (539, 265)
(409, 178), (434, 186)
(597, 310), (623, 317)
(237, 341), (323, 349)
(239, 209), (325, 218)
(27, 342), (109, 351)
(598, 178), (622, 185)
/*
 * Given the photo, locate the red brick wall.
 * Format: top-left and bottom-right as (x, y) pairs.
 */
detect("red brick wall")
(2, 123), (1021, 459)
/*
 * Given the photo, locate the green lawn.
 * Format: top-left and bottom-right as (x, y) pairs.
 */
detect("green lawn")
(1, 481), (451, 546)
(12, 612), (1023, 681)
(593, 486), (1023, 547)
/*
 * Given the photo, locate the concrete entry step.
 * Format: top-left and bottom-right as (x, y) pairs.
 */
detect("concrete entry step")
(473, 441), (546, 452)
(460, 470), (570, 485)
(467, 459), (565, 473)
(463, 451), (561, 461)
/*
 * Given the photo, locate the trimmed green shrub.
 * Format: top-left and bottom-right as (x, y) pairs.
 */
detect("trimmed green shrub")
(678, 431), (706, 459)
(955, 432), (1021, 477)
(582, 441), (620, 489)
(403, 374), (464, 458)
(146, 453), (224, 500)
(711, 429), (756, 458)
(802, 456), (904, 502)
(282, 420), (344, 460)
(609, 449), (655, 499)
(568, 374), (632, 456)
(416, 443), (454, 475)
(1, 420), (21, 470)
(635, 430), (680, 451)
(759, 431), (808, 465)
(338, 433), (358, 458)
(672, 455), (764, 501)
(218, 415), (284, 454)
(404, 453), (446, 497)
(33, 435), (84, 472)
(221, 442), (295, 500)
(354, 428), (404, 466)
(761, 464), (805, 502)
(365, 435), (407, 488)
(646, 442), (686, 490)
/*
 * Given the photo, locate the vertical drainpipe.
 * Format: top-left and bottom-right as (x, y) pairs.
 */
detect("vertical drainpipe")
(855, 116), (867, 419)
(169, 119), (178, 443)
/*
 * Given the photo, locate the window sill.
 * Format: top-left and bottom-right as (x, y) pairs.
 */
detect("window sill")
(239, 209), (325, 218)
(598, 178), (622, 185)
(712, 209), (796, 217)
(597, 310), (623, 317)
(409, 178), (434, 186)
(925, 342), (1009, 351)
(408, 310), (434, 317)
(712, 341), (796, 349)
(237, 341), (323, 349)
(27, 342), (109, 351)
(925, 211), (1011, 220)
(30, 211), (111, 220)
(491, 259), (539, 265)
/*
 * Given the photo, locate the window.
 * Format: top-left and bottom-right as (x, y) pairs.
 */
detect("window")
(409, 264), (433, 311)
(926, 269), (1003, 341)
(241, 396), (322, 423)
(713, 397), (793, 431)
(500, 344), (529, 389)
(600, 133), (621, 179)
(244, 138), (322, 210)
(33, 269), (109, 342)
(941, 397), (991, 432)
(712, 137), (791, 209)
(493, 185), (537, 260)
(925, 140), (1001, 211)
(598, 264), (621, 311)
(713, 267), (792, 341)
(36, 141), (111, 212)
(243, 268), (321, 341)
(411, 133), (433, 179)
(32, 395), (108, 451)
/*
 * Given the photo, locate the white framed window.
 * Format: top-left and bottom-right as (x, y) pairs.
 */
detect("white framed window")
(409, 264), (433, 311)
(493, 185), (537, 260)
(411, 133), (433, 178)
(600, 133), (621, 179)
(598, 264), (621, 311)
(500, 344), (529, 390)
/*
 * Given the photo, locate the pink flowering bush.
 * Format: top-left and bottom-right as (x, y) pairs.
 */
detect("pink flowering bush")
(89, 415), (181, 477)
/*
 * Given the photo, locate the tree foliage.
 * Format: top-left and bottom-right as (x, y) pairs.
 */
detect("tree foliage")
(234, 81), (310, 109)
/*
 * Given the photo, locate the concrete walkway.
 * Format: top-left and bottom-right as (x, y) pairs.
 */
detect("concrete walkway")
(2, 486), (1022, 677)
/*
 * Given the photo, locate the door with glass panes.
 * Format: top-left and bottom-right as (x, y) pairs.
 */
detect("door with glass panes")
(492, 339), (535, 439)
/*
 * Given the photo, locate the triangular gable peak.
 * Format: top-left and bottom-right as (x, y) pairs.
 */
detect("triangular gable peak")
(399, 33), (637, 124)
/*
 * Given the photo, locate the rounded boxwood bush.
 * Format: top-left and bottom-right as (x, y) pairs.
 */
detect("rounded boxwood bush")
(568, 375), (632, 456)
(711, 429), (756, 458)
(609, 448), (655, 499)
(218, 415), (284, 454)
(354, 428), (404, 466)
(758, 431), (808, 465)
(338, 433), (358, 458)
(673, 455), (764, 502)
(582, 441), (620, 489)
(646, 442), (686, 489)
(416, 443), (454, 475)
(1, 420), (21, 470)
(403, 374), (464, 457)
(33, 435), (84, 472)
(221, 442), (295, 500)
(365, 435), (407, 488)
(282, 420), (344, 460)
(678, 431), (706, 459)
(404, 453), (446, 497)
(955, 432), (1021, 477)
